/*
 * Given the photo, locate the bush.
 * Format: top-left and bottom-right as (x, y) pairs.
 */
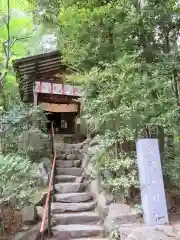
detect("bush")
(0, 103), (49, 159)
(164, 144), (180, 188)
(93, 145), (139, 197)
(0, 154), (37, 206)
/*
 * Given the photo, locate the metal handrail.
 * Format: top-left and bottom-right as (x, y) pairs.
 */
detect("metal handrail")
(37, 121), (56, 240)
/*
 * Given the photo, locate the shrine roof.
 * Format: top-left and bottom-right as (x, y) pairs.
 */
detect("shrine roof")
(12, 51), (76, 103)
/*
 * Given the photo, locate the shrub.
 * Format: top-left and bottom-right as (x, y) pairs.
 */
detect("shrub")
(0, 154), (37, 206)
(93, 144), (139, 198)
(0, 103), (49, 159)
(164, 144), (180, 188)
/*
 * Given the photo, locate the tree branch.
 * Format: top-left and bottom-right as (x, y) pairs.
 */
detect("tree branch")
(10, 36), (31, 49)
(0, 0), (10, 85)
(9, 22), (39, 49)
(0, 12), (7, 26)
(15, 20), (32, 37)
(0, 4), (39, 86)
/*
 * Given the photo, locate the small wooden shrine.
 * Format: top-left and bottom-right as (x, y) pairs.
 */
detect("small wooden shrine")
(13, 51), (82, 134)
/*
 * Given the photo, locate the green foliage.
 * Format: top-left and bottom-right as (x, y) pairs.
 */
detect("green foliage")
(0, 0), (38, 108)
(0, 103), (48, 156)
(109, 229), (120, 240)
(0, 154), (37, 206)
(51, 0), (180, 191)
(164, 144), (180, 187)
(0, 1), (50, 210)
(94, 148), (139, 195)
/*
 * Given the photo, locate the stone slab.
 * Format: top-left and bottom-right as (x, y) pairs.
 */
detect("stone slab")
(55, 192), (93, 203)
(51, 201), (96, 213)
(67, 153), (78, 160)
(69, 239), (106, 240)
(53, 211), (100, 224)
(119, 223), (142, 240)
(56, 153), (66, 160)
(52, 224), (103, 239)
(22, 205), (37, 224)
(55, 183), (86, 193)
(121, 225), (180, 240)
(56, 160), (73, 168)
(97, 193), (109, 218)
(36, 206), (47, 220)
(104, 204), (142, 233)
(55, 175), (76, 182)
(136, 139), (168, 226)
(56, 167), (83, 176)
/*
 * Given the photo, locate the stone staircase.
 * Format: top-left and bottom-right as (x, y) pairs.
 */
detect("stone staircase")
(51, 144), (105, 240)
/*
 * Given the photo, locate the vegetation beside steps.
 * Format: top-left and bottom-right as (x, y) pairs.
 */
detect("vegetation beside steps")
(0, 104), (50, 239)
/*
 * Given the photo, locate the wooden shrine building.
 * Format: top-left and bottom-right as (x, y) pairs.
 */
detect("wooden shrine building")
(13, 51), (82, 134)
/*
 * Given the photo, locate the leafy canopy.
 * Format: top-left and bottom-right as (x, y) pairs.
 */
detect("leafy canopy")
(54, 0), (180, 191)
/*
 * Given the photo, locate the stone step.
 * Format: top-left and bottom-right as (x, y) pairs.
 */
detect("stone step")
(69, 238), (106, 240)
(55, 175), (76, 183)
(56, 167), (83, 176)
(51, 201), (96, 213)
(53, 211), (100, 224)
(44, 238), (107, 240)
(56, 160), (81, 168)
(56, 151), (72, 158)
(55, 183), (86, 193)
(55, 192), (94, 203)
(51, 224), (103, 239)
(56, 160), (73, 168)
(66, 153), (80, 161)
(56, 150), (78, 157)
(56, 153), (66, 160)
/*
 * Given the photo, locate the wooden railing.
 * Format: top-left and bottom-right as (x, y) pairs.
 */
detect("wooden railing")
(36, 122), (56, 240)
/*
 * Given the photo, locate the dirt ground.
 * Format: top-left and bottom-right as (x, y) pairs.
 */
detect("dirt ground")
(0, 207), (22, 240)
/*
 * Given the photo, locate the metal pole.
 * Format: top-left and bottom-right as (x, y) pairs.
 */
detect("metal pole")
(51, 122), (54, 158)
(51, 121), (55, 202)
(48, 196), (51, 238)
(41, 233), (44, 240)
(52, 168), (55, 202)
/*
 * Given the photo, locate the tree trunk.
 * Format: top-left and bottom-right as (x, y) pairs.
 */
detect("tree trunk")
(158, 126), (165, 167)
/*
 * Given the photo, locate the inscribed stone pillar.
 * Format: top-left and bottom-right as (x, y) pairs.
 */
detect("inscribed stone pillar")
(136, 139), (169, 226)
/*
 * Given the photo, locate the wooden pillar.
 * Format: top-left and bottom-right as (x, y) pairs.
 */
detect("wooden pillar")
(33, 84), (38, 106)
(34, 61), (39, 106)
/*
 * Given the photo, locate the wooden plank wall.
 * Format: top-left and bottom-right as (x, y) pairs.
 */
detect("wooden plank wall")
(40, 103), (78, 112)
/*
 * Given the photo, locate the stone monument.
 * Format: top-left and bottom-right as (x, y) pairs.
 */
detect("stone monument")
(136, 139), (169, 226)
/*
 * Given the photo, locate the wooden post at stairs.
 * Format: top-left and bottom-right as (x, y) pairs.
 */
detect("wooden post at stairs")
(33, 84), (38, 106)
